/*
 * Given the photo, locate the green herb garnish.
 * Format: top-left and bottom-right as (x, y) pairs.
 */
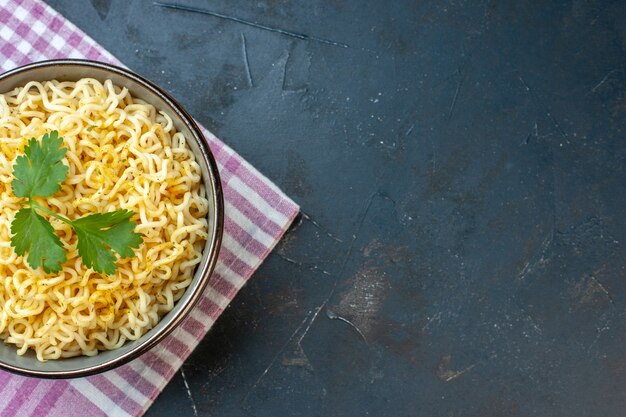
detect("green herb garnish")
(10, 131), (142, 274)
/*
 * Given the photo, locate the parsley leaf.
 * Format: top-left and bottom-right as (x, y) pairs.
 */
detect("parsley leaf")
(9, 131), (143, 275)
(73, 210), (142, 275)
(10, 207), (66, 273)
(12, 131), (68, 198)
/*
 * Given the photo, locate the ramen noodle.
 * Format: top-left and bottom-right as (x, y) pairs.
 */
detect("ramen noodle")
(0, 79), (208, 361)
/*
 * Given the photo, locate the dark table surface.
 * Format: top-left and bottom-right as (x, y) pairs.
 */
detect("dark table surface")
(47, 0), (626, 416)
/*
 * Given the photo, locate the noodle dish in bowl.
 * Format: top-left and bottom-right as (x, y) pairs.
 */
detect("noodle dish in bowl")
(0, 60), (223, 378)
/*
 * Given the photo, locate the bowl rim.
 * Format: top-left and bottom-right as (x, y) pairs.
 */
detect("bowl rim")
(0, 59), (224, 378)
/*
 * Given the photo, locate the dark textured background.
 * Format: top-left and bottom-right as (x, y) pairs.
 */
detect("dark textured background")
(46, 1), (626, 416)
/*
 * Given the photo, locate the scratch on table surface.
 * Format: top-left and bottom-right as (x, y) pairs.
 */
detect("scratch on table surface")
(280, 50), (308, 95)
(436, 353), (497, 382)
(588, 320), (611, 352)
(447, 73), (464, 121)
(518, 75), (568, 140)
(180, 367), (198, 417)
(276, 252), (332, 276)
(296, 189), (380, 343)
(297, 303), (327, 348)
(590, 69), (618, 93)
(243, 310), (314, 404)
(523, 121), (540, 144)
(354, 192), (378, 241)
(517, 233), (553, 282)
(245, 187), (383, 398)
(301, 210), (343, 243)
(154, 2), (349, 48)
(241, 33), (254, 87)
(590, 275), (614, 305)
(429, 135), (436, 176)
(343, 124), (351, 145)
(326, 307), (368, 343)
(420, 311), (442, 332)
(438, 359), (478, 382)
(281, 49), (291, 92)
(405, 122), (415, 137)
(518, 259), (533, 281)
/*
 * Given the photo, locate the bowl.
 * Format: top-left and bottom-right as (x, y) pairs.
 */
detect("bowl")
(0, 59), (224, 378)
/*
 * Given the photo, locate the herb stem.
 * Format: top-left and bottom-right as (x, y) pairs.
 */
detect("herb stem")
(28, 200), (73, 225)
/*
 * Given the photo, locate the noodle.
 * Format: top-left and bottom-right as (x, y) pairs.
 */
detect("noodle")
(0, 79), (209, 361)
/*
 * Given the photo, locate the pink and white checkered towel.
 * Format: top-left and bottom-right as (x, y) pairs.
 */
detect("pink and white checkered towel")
(0, 0), (300, 415)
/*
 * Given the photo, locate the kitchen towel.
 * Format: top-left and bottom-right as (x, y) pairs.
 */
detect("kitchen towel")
(0, 0), (300, 416)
